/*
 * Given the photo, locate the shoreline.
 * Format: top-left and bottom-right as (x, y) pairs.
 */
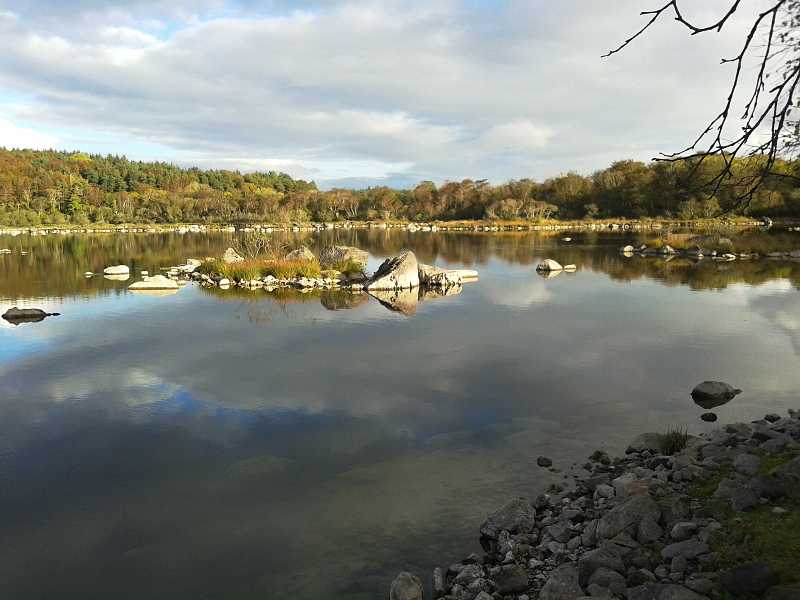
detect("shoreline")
(0, 218), (784, 238)
(392, 411), (800, 600)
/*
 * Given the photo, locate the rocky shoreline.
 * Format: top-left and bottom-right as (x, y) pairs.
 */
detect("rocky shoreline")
(391, 410), (800, 600)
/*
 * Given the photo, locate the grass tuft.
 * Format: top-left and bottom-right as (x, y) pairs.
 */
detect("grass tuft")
(657, 427), (690, 455)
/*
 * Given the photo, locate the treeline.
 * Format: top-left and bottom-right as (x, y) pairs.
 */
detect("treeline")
(2, 148), (800, 226)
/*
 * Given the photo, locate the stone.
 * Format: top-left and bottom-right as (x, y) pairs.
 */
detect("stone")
(628, 569), (658, 587)
(587, 567), (627, 588)
(683, 578), (715, 595)
(627, 432), (661, 454)
(764, 413), (782, 423)
(718, 563), (779, 596)
(732, 453), (760, 476)
(418, 264), (463, 287)
(366, 251), (420, 290)
(494, 564), (529, 595)
(285, 246), (316, 262)
(538, 456), (554, 468)
(686, 245), (712, 257)
(577, 547), (626, 586)
(585, 474), (611, 493)
(638, 517), (664, 545)
(1, 307), (60, 325)
(620, 245), (635, 253)
(764, 584), (800, 600)
(537, 259), (563, 271)
(221, 247), (244, 263)
(540, 563), (582, 600)
(669, 522), (698, 542)
(730, 487), (759, 513)
(596, 493), (661, 540)
(700, 413), (717, 422)
(103, 264), (130, 274)
(390, 572), (427, 600)
(546, 522), (573, 544)
(748, 474), (785, 499)
(612, 472), (650, 498)
(127, 275), (180, 290)
(657, 585), (709, 600)
(318, 245), (369, 269)
(690, 381), (741, 402)
(660, 538), (709, 561)
(479, 498), (537, 539)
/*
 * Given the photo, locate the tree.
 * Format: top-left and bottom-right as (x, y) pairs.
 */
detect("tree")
(607, 1), (800, 212)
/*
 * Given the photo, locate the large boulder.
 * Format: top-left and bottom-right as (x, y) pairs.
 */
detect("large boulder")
(718, 563), (779, 597)
(318, 245), (368, 269)
(479, 498), (537, 539)
(366, 251), (420, 290)
(596, 493), (661, 540)
(578, 546), (626, 587)
(691, 381), (741, 402)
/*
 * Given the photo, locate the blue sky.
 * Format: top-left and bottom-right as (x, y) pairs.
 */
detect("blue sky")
(0, 0), (763, 189)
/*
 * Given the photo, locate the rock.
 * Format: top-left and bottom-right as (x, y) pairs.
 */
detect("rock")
(628, 569), (657, 587)
(538, 456), (553, 468)
(657, 585), (710, 600)
(764, 584), (800, 600)
(368, 287), (419, 316)
(494, 564), (529, 595)
(418, 264), (463, 287)
(540, 563), (582, 600)
(620, 245), (635, 253)
(127, 275), (180, 290)
(660, 538), (709, 561)
(700, 412), (717, 422)
(577, 547), (626, 586)
(479, 498), (537, 539)
(732, 453), (760, 476)
(587, 567), (627, 588)
(686, 245), (712, 257)
(103, 264), (130, 275)
(319, 245), (369, 269)
(638, 517), (664, 545)
(366, 251), (420, 290)
(2, 307), (60, 325)
(390, 572), (427, 600)
(658, 245), (676, 255)
(718, 563), (779, 596)
(596, 493), (661, 540)
(730, 487), (759, 513)
(285, 246), (316, 262)
(690, 381), (741, 402)
(537, 259), (563, 271)
(612, 472), (650, 498)
(627, 432), (661, 454)
(221, 248), (244, 263)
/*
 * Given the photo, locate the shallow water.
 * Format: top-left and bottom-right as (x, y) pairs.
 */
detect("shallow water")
(1, 229), (800, 599)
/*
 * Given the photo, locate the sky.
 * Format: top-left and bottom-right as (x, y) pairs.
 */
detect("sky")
(0, 0), (768, 190)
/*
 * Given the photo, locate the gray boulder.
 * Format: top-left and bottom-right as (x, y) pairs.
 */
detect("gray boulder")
(764, 584), (800, 600)
(690, 381), (742, 402)
(103, 264), (130, 274)
(366, 251), (420, 290)
(627, 432), (661, 454)
(660, 538), (709, 561)
(418, 264), (462, 287)
(730, 487), (759, 513)
(578, 547), (626, 587)
(658, 585), (710, 600)
(732, 453), (760, 476)
(596, 493), (661, 540)
(718, 563), (780, 597)
(493, 564), (529, 595)
(318, 245), (369, 269)
(540, 563), (582, 600)
(479, 498), (537, 539)
(2, 306), (60, 325)
(390, 572), (426, 600)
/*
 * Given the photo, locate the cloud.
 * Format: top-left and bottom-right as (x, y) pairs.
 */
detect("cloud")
(0, 117), (58, 149)
(0, 0), (772, 187)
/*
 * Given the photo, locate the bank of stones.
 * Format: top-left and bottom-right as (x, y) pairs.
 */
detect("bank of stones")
(393, 409), (800, 600)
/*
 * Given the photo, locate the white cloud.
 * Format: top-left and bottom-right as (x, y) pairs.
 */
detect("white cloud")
(0, 117), (58, 149)
(476, 118), (554, 152)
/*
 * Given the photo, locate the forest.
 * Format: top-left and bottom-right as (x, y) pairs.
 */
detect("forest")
(1, 148), (800, 227)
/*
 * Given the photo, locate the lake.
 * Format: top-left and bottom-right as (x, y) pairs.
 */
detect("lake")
(1, 227), (800, 600)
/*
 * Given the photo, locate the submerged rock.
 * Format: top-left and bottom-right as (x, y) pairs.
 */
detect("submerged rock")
(103, 264), (130, 275)
(127, 275), (180, 291)
(2, 306), (60, 325)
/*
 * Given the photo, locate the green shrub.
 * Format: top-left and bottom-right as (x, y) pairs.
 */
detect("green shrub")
(657, 427), (690, 455)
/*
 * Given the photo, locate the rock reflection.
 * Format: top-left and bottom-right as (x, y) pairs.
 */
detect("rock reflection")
(368, 288), (419, 316)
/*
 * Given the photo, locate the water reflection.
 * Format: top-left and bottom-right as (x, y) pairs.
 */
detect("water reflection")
(1, 230), (800, 600)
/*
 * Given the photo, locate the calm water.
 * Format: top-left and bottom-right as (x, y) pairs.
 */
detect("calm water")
(2, 229), (800, 600)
